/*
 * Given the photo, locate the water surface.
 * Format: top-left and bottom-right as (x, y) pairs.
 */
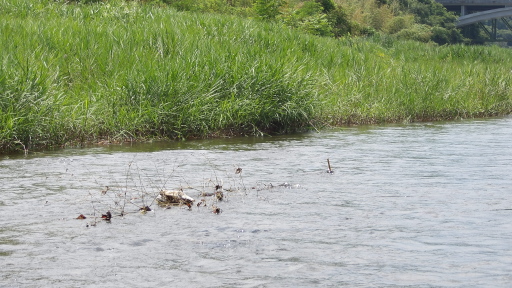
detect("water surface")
(1, 117), (511, 287)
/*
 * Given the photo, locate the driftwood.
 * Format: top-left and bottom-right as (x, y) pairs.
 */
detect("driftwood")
(156, 190), (195, 206)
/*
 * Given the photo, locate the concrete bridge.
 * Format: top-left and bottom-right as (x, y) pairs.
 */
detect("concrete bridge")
(437, 0), (512, 17)
(456, 7), (512, 26)
(436, 0), (512, 40)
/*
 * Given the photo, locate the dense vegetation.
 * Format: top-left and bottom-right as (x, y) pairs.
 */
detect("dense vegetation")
(152, 0), (466, 44)
(1, 0), (512, 153)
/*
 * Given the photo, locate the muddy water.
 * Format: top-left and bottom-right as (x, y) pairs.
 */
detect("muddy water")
(1, 117), (511, 287)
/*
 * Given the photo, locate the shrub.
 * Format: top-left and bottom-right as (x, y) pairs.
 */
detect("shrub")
(384, 15), (414, 34)
(280, 1), (333, 36)
(431, 26), (450, 45)
(395, 24), (432, 42)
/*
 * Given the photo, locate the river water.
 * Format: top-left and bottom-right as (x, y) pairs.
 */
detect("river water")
(1, 117), (511, 287)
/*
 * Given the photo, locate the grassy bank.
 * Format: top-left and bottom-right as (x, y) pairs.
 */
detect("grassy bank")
(1, 0), (512, 153)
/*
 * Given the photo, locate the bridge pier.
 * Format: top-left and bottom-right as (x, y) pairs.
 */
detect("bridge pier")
(461, 5), (467, 16)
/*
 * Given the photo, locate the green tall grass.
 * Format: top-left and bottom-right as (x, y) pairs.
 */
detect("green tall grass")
(316, 36), (512, 124)
(1, 0), (512, 153)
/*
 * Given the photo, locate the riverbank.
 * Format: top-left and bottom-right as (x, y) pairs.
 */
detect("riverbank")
(1, 0), (512, 154)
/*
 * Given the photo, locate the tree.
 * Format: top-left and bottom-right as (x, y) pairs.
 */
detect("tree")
(253, 0), (285, 20)
(315, 0), (335, 12)
(327, 5), (353, 37)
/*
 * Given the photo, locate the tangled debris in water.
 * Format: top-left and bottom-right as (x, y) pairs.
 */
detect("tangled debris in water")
(78, 162), (316, 226)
